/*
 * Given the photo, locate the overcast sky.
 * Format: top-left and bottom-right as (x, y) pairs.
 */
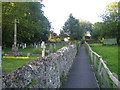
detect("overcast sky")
(42, 0), (119, 35)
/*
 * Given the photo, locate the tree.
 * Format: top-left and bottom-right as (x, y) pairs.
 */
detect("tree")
(101, 2), (119, 43)
(2, 2), (51, 47)
(60, 14), (83, 40)
(91, 22), (104, 40)
(79, 20), (92, 35)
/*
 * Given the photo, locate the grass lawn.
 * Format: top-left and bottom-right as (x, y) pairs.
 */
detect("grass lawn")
(2, 56), (38, 73)
(2, 44), (66, 73)
(89, 44), (118, 76)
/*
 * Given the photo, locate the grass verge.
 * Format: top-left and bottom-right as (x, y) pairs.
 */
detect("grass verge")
(89, 44), (118, 78)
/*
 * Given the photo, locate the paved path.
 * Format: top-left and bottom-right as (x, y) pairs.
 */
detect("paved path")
(62, 44), (99, 88)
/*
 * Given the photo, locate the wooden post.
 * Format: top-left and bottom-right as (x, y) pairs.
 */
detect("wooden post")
(102, 68), (107, 88)
(89, 47), (90, 55)
(102, 61), (110, 88)
(112, 72), (118, 88)
(91, 51), (93, 64)
(94, 55), (97, 69)
(98, 58), (102, 78)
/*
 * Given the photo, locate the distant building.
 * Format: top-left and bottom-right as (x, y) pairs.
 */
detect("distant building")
(83, 33), (91, 40)
(64, 37), (70, 42)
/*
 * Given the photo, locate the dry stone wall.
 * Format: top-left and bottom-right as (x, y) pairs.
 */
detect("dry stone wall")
(2, 44), (78, 88)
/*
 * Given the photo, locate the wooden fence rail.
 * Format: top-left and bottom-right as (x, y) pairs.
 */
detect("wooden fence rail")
(85, 42), (120, 88)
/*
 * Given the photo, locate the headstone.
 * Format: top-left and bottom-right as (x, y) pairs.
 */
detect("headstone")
(27, 53), (30, 57)
(31, 43), (33, 47)
(49, 44), (53, 54)
(17, 44), (19, 48)
(38, 42), (40, 46)
(20, 44), (22, 47)
(41, 41), (46, 57)
(35, 45), (37, 48)
(34, 43), (36, 47)
(24, 43), (26, 48)
(22, 44), (25, 49)
(12, 44), (18, 52)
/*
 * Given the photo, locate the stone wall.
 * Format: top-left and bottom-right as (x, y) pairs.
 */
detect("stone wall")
(2, 44), (78, 88)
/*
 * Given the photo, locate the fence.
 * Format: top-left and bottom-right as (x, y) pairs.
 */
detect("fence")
(85, 42), (120, 88)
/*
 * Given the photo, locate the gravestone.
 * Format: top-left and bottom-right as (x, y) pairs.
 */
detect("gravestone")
(17, 44), (19, 48)
(20, 44), (22, 47)
(34, 43), (36, 47)
(30, 43), (33, 47)
(12, 44), (18, 52)
(41, 41), (46, 57)
(35, 45), (37, 48)
(27, 53), (30, 57)
(39, 42), (41, 46)
(5, 19), (25, 57)
(22, 44), (25, 49)
(24, 43), (26, 48)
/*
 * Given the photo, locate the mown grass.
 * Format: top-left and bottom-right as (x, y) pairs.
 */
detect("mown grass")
(2, 56), (38, 73)
(89, 44), (118, 76)
(2, 44), (67, 73)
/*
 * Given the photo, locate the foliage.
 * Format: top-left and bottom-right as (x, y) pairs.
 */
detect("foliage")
(60, 71), (67, 85)
(59, 14), (83, 40)
(91, 22), (104, 40)
(79, 20), (92, 35)
(2, 2), (51, 47)
(60, 14), (92, 41)
(91, 2), (119, 44)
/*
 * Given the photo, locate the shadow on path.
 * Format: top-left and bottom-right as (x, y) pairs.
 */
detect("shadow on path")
(62, 44), (99, 88)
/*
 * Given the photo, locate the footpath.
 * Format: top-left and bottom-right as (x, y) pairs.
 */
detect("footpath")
(62, 44), (99, 88)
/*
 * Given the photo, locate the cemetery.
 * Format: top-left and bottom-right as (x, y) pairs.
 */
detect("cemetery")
(2, 42), (67, 73)
(1, 1), (120, 89)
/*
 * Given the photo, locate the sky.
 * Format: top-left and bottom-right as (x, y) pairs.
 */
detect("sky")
(42, 0), (119, 35)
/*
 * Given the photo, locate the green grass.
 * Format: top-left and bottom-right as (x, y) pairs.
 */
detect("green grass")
(2, 56), (38, 73)
(2, 44), (67, 73)
(89, 44), (118, 76)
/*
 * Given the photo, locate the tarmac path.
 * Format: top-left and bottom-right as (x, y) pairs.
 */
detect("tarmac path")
(62, 44), (99, 88)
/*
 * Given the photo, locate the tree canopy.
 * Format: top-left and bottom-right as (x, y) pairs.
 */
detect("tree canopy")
(59, 14), (92, 41)
(91, 2), (119, 43)
(2, 2), (51, 47)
